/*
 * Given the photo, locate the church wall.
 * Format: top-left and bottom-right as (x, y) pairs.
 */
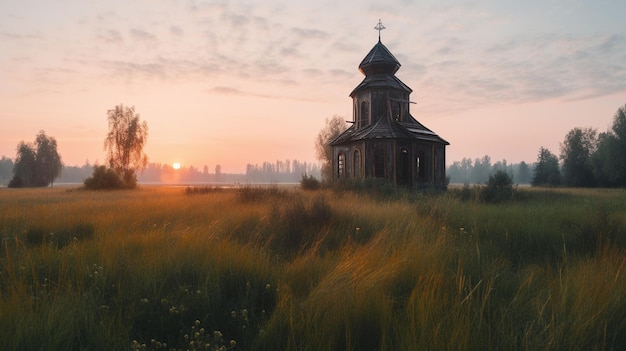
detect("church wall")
(332, 142), (366, 180)
(332, 139), (447, 188)
(354, 88), (411, 125)
(410, 143), (427, 187)
(434, 144), (447, 188)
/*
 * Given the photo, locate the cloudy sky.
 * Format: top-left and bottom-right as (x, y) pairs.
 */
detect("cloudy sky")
(2, 0), (625, 173)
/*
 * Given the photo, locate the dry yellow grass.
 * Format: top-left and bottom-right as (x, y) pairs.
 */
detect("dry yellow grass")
(1, 186), (625, 350)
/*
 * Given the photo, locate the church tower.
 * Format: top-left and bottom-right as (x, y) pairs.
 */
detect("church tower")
(330, 21), (449, 188)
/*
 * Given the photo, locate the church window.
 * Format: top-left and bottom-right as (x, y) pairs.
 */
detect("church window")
(360, 101), (369, 127)
(338, 153), (345, 178)
(353, 149), (361, 178)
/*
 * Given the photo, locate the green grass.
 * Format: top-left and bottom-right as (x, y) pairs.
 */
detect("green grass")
(1, 186), (625, 350)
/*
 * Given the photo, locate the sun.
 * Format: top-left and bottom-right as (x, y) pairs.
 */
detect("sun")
(172, 162), (181, 170)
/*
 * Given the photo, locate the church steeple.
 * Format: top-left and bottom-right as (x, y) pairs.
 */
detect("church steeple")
(358, 20), (400, 76)
(351, 22), (410, 98)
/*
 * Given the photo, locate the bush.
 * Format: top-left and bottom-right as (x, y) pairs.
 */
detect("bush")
(300, 174), (321, 190)
(7, 175), (24, 188)
(83, 166), (127, 190)
(481, 170), (514, 203)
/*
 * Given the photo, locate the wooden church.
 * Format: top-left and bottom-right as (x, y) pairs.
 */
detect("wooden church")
(330, 22), (449, 188)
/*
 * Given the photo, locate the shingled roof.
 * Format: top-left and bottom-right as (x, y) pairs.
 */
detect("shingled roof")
(330, 114), (449, 145)
(358, 40), (401, 76)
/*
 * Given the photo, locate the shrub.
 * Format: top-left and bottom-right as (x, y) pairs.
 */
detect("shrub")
(300, 173), (321, 190)
(7, 175), (24, 188)
(83, 165), (126, 190)
(482, 170), (514, 203)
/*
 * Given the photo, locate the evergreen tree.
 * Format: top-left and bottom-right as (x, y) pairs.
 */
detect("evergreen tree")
(531, 147), (561, 187)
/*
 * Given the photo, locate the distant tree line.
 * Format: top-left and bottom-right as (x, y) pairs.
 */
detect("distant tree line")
(1, 160), (321, 186)
(447, 156), (532, 185)
(140, 163), (244, 184)
(245, 160), (321, 183)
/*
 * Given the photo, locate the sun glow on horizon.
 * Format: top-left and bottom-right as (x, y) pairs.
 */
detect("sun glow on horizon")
(172, 162), (181, 170)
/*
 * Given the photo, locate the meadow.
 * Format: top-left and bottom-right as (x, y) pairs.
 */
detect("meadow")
(1, 185), (625, 350)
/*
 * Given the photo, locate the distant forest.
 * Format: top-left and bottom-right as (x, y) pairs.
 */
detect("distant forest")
(447, 156), (532, 185)
(0, 157), (321, 185)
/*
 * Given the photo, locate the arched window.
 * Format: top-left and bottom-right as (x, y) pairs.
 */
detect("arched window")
(360, 101), (369, 127)
(374, 148), (385, 178)
(353, 149), (361, 179)
(337, 153), (345, 178)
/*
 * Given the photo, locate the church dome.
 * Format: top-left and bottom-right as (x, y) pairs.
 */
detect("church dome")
(358, 40), (401, 76)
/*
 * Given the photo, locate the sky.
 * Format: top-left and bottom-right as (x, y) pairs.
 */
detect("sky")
(2, 0), (626, 173)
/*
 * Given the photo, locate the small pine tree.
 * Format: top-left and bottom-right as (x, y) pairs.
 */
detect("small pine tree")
(531, 147), (561, 187)
(482, 170), (514, 203)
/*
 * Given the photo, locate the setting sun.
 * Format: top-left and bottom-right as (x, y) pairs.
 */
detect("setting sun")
(172, 162), (181, 170)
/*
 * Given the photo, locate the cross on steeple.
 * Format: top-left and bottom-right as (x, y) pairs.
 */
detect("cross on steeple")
(374, 19), (385, 41)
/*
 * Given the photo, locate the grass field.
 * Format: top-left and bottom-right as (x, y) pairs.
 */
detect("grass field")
(1, 185), (625, 350)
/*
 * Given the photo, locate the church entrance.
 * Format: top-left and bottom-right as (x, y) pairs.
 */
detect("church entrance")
(396, 147), (410, 186)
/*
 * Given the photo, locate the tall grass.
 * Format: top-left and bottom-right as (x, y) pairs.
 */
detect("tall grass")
(1, 186), (625, 350)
